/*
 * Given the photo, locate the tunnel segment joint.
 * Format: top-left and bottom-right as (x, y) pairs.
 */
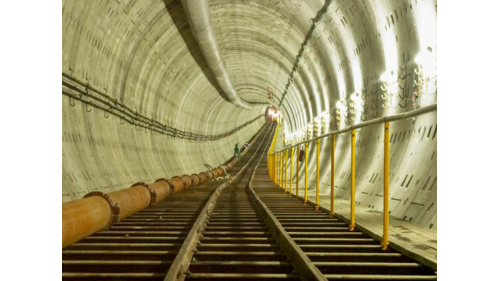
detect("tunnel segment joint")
(83, 191), (121, 228)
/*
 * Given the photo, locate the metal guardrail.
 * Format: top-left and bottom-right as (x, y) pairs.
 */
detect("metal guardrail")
(276, 103), (437, 152)
(270, 103), (437, 251)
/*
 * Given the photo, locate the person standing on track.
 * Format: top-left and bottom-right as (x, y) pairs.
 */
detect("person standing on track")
(234, 143), (241, 162)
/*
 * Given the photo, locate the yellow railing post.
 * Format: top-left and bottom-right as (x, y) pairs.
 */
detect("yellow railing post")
(382, 122), (390, 250)
(304, 142), (309, 204)
(274, 153), (277, 185)
(350, 129), (356, 231)
(281, 151), (284, 189)
(273, 153), (276, 184)
(276, 153), (278, 186)
(290, 147), (293, 196)
(284, 148), (288, 193)
(277, 152), (279, 187)
(316, 139), (320, 211)
(268, 121), (280, 180)
(330, 135), (335, 218)
(296, 145), (299, 199)
(281, 151), (285, 188)
(279, 152), (283, 189)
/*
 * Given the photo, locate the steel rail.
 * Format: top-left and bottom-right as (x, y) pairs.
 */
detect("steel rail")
(276, 103), (437, 152)
(247, 135), (328, 281)
(164, 124), (275, 281)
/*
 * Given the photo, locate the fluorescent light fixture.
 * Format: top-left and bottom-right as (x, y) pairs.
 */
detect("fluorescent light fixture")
(414, 52), (424, 65)
(350, 93), (361, 102)
(380, 71), (394, 82)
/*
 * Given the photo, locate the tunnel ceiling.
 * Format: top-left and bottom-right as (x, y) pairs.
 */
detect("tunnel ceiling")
(63, 0), (437, 132)
(62, 0), (437, 215)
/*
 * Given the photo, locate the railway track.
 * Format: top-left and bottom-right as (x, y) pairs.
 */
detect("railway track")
(63, 121), (437, 280)
(62, 123), (274, 280)
(252, 155), (437, 280)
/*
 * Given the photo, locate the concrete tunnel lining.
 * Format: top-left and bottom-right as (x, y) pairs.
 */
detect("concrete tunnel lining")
(61, 0), (437, 232)
(9, 0), (500, 279)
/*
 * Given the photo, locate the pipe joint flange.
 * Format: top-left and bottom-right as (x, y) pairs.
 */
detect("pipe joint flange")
(155, 178), (174, 195)
(171, 176), (186, 189)
(83, 191), (121, 228)
(131, 182), (157, 206)
(155, 178), (169, 183)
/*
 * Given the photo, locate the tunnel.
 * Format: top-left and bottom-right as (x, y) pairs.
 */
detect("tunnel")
(59, 0), (441, 280)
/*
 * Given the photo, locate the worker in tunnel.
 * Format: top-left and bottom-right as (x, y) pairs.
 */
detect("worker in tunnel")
(234, 143), (240, 162)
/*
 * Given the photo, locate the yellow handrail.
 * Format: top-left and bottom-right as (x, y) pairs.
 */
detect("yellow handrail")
(304, 142), (309, 204)
(267, 121), (280, 183)
(350, 129), (356, 231)
(316, 139), (320, 211)
(270, 104), (437, 253)
(382, 121), (390, 250)
(290, 147), (293, 196)
(296, 146), (299, 199)
(284, 149), (288, 193)
(330, 135), (335, 218)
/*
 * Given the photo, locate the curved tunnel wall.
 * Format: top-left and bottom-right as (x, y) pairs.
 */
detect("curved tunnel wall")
(62, 0), (437, 229)
(62, 0), (267, 202)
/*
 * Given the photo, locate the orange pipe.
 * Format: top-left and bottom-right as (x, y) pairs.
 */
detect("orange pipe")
(216, 167), (224, 177)
(62, 125), (268, 249)
(168, 177), (185, 193)
(152, 179), (172, 202)
(190, 174), (201, 186)
(204, 171), (214, 181)
(62, 196), (112, 248)
(198, 172), (208, 183)
(107, 185), (151, 220)
(181, 175), (193, 188)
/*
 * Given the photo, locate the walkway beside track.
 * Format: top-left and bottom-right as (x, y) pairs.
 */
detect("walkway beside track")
(63, 121), (437, 280)
(250, 156), (438, 280)
(301, 190), (437, 270)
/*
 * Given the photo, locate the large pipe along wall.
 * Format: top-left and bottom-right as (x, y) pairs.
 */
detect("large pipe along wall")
(62, 125), (263, 248)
